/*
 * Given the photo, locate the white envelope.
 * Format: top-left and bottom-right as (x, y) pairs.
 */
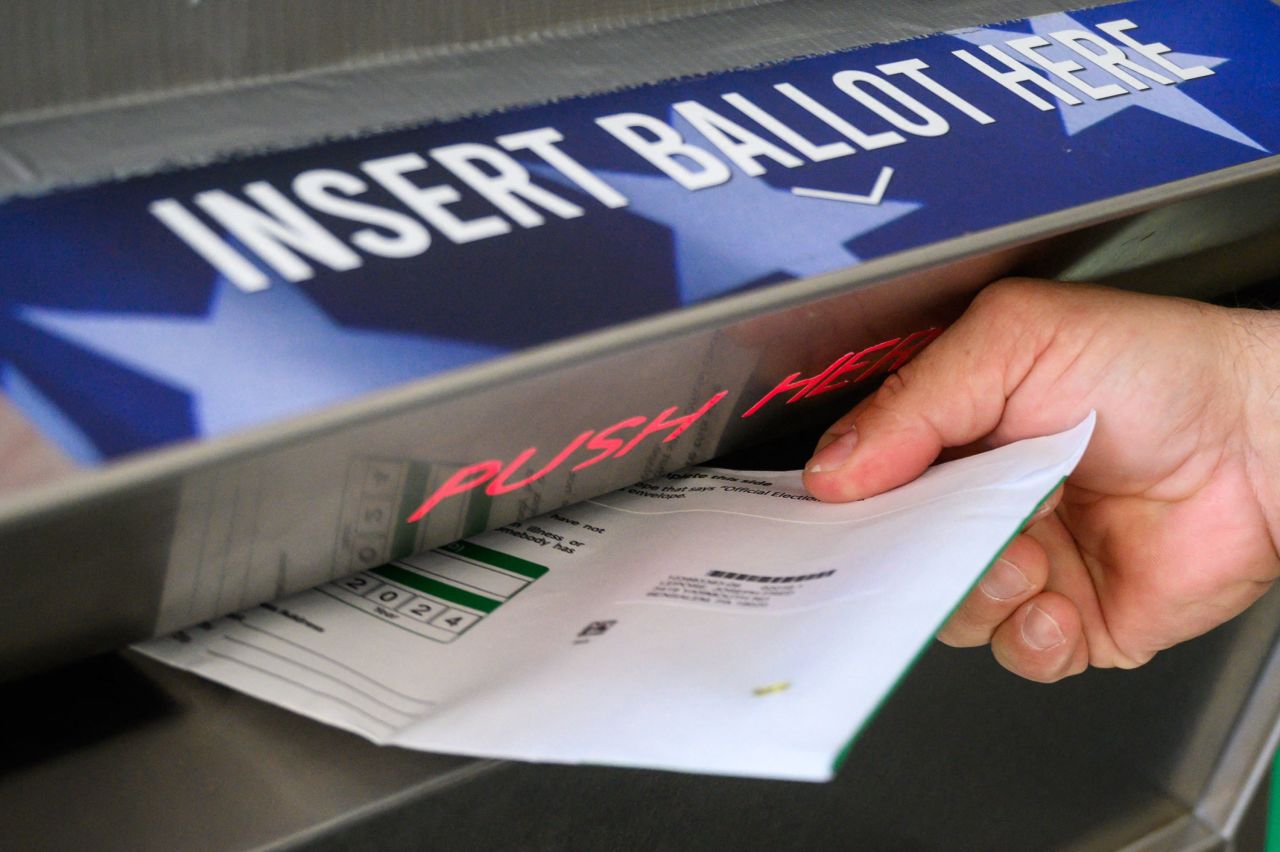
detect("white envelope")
(139, 414), (1094, 781)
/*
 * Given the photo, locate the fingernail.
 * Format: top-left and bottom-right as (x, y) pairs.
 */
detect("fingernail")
(1022, 605), (1065, 651)
(805, 428), (858, 473)
(979, 558), (1032, 601)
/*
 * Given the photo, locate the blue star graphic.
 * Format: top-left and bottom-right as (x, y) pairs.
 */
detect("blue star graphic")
(18, 275), (503, 440)
(952, 13), (1266, 151)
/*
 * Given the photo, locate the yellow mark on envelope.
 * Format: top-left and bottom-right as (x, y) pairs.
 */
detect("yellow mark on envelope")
(753, 681), (791, 696)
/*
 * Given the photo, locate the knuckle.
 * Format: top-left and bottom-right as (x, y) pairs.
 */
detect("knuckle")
(940, 595), (1005, 647)
(935, 625), (969, 647)
(968, 278), (1058, 334)
(937, 617), (988, 648)
(976, 277), (1048, 308)
(875, 371), (910, 403)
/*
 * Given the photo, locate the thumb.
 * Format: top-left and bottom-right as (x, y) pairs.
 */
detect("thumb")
(802, 281), (1047, 502)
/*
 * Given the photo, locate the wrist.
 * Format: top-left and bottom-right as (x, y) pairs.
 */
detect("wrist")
(1225, 305), (1280, 553)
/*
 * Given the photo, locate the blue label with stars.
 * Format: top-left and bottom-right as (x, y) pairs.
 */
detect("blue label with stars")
(2, 0), (1279, 462)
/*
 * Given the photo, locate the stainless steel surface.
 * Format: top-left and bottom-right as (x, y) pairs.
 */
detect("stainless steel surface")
(1193, 615), (1280, 841)
(0, 0), (1111, 198)
(0, 652), (500, 851)
(0, 0), (778, 121)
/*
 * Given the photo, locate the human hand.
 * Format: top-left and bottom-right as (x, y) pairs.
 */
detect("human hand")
(803, 279), (1280, 682)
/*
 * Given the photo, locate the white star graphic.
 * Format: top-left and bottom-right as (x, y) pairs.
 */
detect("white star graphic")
(19, 276), (503, 440)
(536, 109), (920, 306)
(592, 167), (920, 304)
(952, 13), (1266, 151)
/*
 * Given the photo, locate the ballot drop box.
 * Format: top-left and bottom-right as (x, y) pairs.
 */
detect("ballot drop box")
(3, 0), (1280, 848)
